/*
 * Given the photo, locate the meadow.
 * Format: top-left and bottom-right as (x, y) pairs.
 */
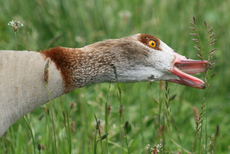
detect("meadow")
(0, 0), (229, 153)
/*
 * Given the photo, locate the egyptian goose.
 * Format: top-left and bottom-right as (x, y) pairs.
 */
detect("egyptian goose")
(0, 34), (208, 137)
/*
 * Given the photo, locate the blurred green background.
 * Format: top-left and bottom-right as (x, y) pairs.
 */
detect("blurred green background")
(0, 0), (229, 153)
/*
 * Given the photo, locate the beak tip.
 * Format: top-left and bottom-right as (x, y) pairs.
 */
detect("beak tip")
(202, 84), (206, 89)
(201, 83), (206, 89)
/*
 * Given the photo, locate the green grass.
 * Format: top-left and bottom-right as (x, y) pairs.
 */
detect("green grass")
(0, 0), (230, 153)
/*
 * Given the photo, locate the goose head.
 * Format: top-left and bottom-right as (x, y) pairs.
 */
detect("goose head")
(88, 33), (208, 89)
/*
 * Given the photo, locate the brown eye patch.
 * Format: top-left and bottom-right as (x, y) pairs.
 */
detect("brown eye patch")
(139, 34), (161, 51)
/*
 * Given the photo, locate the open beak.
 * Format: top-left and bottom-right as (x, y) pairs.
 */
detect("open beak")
(169, 53), (208, 89)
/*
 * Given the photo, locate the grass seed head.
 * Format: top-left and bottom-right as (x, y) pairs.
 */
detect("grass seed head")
(190, 22), (195, 26)
(190, 33), (198, 37)
(37, 143), (42, 151)
(193, 16), (196, 23)
(210, 48), (217, 54)
(101, 133), (108, 140)
(69, 102), (76, 109)
(119, 105), (124, 117)
(70, 121), (75, 133)
(208, 28), (213, 34)
(41, 144), (45, 150)
(124, 121), (129, 130)
(96, 119), (101, 129)
(192, 107), (199, 123)
(197, 53), (203, 60)
(169, 94), (177, 101)
(194, 45), (201, 52)
(42, 105), (47, 112)
(209, 33), (215, 39)
(189, 27), (196, 31)
(192, 38), (200, 43)
(209, 39), (217, 47)
(38, 114), (45, 121)
(204, 21), (207, 27)
(211, 72), (216, 78)
(107, 104), (112, 116)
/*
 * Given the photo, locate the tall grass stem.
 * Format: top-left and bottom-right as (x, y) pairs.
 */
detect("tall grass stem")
(46, 83), (58, 154)
(23, 116), (36, 154)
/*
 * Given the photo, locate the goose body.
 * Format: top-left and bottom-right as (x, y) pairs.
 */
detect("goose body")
(0, 34), (207, 137)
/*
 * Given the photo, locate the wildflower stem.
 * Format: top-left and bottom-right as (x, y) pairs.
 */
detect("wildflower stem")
(27, 31), (30, 51)
(46, 83), (58, 154)
(124, 126), (130, 154)
(171, 139), (192, 153)
(139, 88), (145, 149)
(94, 127), (98, 154)
(14, 31), (17, 51)
(113, 65), (128, 153)
(66, 111), (72, 154)
(104, 102), (108, 154)
(23, 116), (36, 154)
(164, 82), (171, 152)
(153, 0), (159, 38)
(8, 20), (23, 50)
(94, 114), (104, 154)
(105, 84), (111, 154)
(158, 82), (163, 144)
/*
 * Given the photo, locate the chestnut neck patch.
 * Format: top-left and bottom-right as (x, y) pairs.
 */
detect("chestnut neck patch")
(40, 47), (83, 92)
(40, 46), (114, 92)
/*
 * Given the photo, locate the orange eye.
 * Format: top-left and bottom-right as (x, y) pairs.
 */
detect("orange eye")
(148, 40), (157, 47)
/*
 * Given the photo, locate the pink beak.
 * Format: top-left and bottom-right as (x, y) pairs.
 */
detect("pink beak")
(169, 53), (208, 89)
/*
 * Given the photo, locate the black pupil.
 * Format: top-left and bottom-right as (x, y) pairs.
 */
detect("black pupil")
(151, 42), (155, 46)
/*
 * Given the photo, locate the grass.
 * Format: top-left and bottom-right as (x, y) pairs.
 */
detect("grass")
(0, 0), (230, 153)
